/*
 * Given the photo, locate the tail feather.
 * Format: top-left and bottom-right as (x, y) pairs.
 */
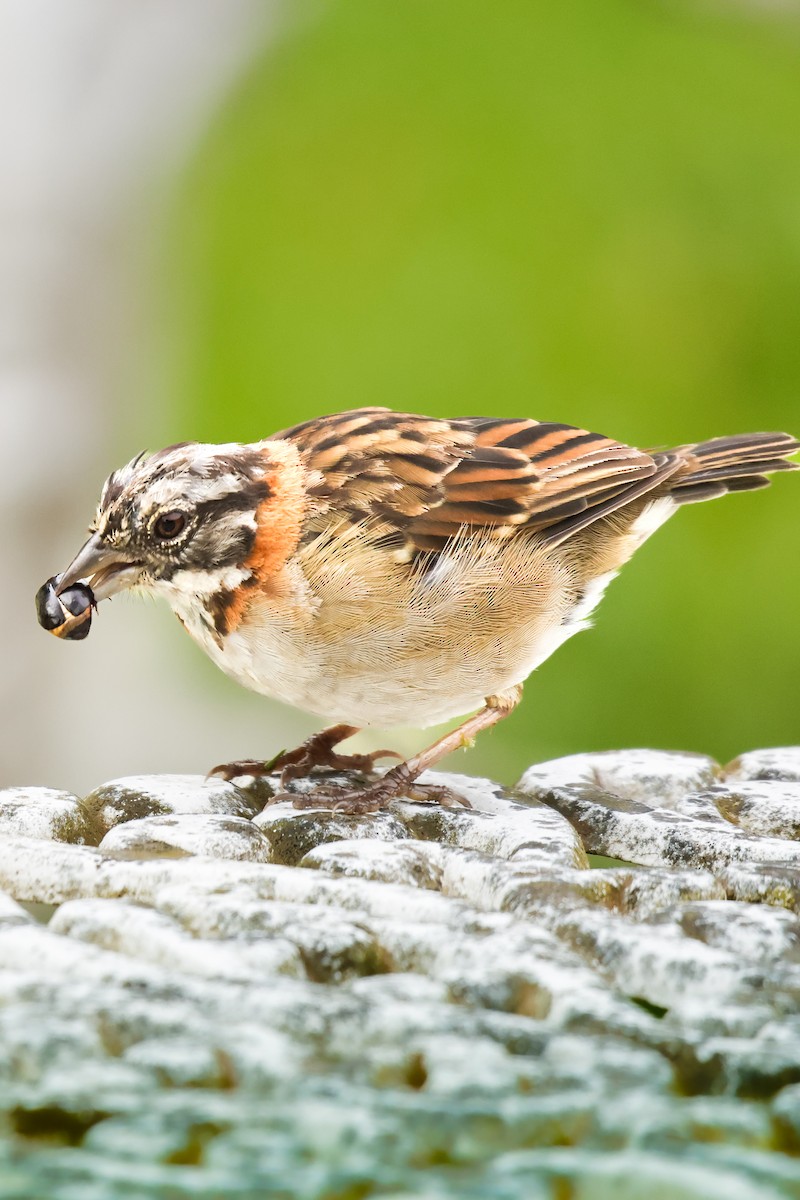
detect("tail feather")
(669, 431), (799, 505)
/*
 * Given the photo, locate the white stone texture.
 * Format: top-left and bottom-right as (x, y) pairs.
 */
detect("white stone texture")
(85, 774), (262, 834)
(519, 749), (720, 810)
(704, 780), (800, 838)
(517, 778), (800, 871)
(723, 747), (800, 783)
(0, 786), (99, 843)
(0, 758), (797, 1195)
(99, 813), (272, 862)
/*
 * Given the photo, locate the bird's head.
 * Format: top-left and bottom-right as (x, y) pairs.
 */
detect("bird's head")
(54, 439), (306, 622)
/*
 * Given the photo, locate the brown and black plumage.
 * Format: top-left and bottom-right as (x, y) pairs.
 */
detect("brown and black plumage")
(47, 407), (798, 812)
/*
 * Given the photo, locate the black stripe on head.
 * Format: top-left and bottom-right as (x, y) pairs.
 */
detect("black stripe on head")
(157, 523), (257, 580)
(200, 449), (267, 479)
(193, 479), (271, 524)
(154, 481), (269, 579)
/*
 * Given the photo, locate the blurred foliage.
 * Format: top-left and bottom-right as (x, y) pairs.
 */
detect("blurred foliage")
(159, 0), (800, 782)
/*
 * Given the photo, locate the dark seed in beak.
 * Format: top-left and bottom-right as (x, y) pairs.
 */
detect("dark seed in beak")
(36, 577), (95, 641)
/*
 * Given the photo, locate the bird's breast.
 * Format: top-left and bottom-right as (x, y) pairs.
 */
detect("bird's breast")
(186, 534), (590, 728)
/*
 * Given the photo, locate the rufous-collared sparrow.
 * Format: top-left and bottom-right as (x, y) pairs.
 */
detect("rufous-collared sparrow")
(44, 407), (798, 812)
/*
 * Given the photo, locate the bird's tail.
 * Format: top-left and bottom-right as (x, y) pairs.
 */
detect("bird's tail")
(668, 431), (800, 504)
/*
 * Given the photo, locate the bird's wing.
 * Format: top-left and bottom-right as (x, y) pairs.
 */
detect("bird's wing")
(276, 407), (680, 554)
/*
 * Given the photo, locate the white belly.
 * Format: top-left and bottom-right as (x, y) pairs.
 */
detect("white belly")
(175, 537), (619, 729)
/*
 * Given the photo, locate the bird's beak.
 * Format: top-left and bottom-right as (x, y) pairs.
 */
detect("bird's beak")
(55, 532), (144, 601)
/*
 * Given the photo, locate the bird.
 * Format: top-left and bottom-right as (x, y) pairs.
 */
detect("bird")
(50, 407), (798, 812)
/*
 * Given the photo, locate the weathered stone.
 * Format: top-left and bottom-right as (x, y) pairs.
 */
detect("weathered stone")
(0, 837), (105, 905)
(83, 774), (261, 835)
(0, 786), (101, 844)
(723, 747), (800, 784)
(0, 889), (35, 928)
(593, 867), (726, 919)
(702, 1018), (800, 1099)
(98, 814), (272, 862)
(303, 837), (444, 889)
(772, 1081), (800, 1153)
(518, 780), (800, 871)
(403, 771), (589, 869)
(493, 1147), (793, 1200)
(717, 863), (800, 912)
(638, 1094), (772, 1150)
(553, 904), (762, 1017)
(664, 900), (800, 966)
(704, 780), (800, 840)
(519, 749), (719, 810)
(50, 897), (304, 981)
(255, 803), (409, 865)
(0, 752), (798, 1197)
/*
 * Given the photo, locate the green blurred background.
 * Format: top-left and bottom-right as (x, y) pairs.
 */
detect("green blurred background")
(150, 0), (799, 784)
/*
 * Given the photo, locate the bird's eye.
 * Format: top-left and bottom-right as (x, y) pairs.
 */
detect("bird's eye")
(153, 510), (187, 541)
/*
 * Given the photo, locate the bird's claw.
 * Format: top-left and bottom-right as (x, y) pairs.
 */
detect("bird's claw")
(209, 724), (402, 787)
(207, 758), (275, 782)
(277, 745), (402, 784)
(267, 769), (471, 814)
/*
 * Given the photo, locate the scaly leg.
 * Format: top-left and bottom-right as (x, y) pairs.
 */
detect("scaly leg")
(270, 686), (523, 813)
(209, 723), (401, 786)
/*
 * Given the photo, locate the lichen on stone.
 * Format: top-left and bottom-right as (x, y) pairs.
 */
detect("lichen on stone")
(0, 749), (799, 1196)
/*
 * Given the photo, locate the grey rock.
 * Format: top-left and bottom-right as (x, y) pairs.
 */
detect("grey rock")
(0, 836), (105, 904)
(663, 900), (800, 966)
(553, 904), (759, 1017)
(702, 1018), (800, 1099)
(636, 1094), (772, 1151)
(50, 897), (304, 981)
(255, 803), (409, 865)
(718, 863), (800, 911)
(493, 1147), (793, 1200)
(518, 780), (800, 872)
(724, 747), (800, 784)
(703, 780), (800, 840)
(83, 773), (261, 835)
(98, 814), (272, 862)
(0, 888), (35, 928)
(0, 786), (101, 844)
(405, 770), (589, 869)
(772, 1081), (800, 1153)
(591, 866), (726, 919)
(303, 837), (444, 889)
(519, 749), (719, 810)
(0, 756), (797, 1197)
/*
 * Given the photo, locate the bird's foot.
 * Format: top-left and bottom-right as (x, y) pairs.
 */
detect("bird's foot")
(208, 756), (280, 782)
(208, 723), (401, 785)
(268, 762), (471, 814)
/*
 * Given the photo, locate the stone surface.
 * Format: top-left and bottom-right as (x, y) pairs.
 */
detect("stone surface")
(255, 804), (410, 865)
(518, 779), (800, 875)
(519, 749), (720, 810)
(83, 773), (262, 835)
(723, 747), (800, 784)
(99, 814), (272, 862)
(707, 780), (800, 839)
(0, 786), (100, 844)
(1, 754), (800, 1197)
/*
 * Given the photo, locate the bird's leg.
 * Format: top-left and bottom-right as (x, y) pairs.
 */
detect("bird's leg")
(271, 686), (523, 814)
(209, 723), (401, 784)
